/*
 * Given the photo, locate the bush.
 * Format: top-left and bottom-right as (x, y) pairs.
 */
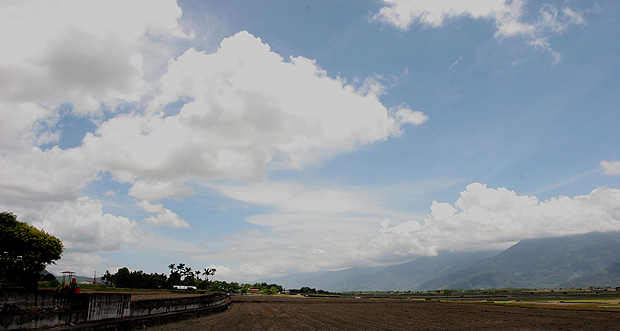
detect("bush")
(38, 279), (61, 288)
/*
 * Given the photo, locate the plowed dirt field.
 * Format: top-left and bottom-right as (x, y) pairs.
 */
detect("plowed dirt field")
(146, 295), (620, 330)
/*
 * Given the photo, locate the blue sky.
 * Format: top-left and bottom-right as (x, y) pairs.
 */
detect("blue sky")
(1, 0), (619, 282)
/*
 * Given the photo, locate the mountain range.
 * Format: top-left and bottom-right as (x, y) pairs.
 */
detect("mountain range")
(263, 231), (620, 291)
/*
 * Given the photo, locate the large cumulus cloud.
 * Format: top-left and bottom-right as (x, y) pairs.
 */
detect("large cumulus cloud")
(20, 197), (141, 252)
(377, 183), (620, 256)
(82, 31), (424, 196)
(0, 0), (188, 262)
(0, 0), (189, 203)
(0, 0), (188, 114)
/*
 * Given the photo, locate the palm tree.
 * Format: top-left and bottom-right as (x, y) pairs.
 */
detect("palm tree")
(184, 266), (193, 277)
(210, 268), (216, 281)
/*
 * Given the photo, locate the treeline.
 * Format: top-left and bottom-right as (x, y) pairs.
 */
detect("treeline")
(288, 286), (331, 295)
(101, 264), (284, 294)
(102, 268), (169, 289)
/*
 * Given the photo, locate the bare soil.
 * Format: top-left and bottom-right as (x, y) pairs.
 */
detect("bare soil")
(145, 295), (620, 330)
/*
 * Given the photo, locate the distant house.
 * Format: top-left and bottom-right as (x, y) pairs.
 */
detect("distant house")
(172, 285), (197, 290)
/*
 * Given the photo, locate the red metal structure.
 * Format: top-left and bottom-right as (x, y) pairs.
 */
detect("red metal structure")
(60, 271), (80, 293)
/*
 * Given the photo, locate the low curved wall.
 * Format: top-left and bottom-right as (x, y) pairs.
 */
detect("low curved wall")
(131, 294), (229, 317)
(0, 291), (230, 330)
(58, 298), (231, 331)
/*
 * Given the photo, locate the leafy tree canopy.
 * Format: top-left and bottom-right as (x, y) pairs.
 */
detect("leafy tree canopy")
(102, 263), (285, 294)
(0, 212), (63, 289)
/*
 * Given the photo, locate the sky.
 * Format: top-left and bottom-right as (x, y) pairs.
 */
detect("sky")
(1, 0), (619, 282)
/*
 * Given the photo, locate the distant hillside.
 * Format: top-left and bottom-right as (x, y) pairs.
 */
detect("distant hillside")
(559, 262), (620, 288)
(262, 266), (383, 291)
(417, 260), (528, 290)
(417, 231), (620, 290)
(265, 231), (620, 292)
(264, 250), (498, 292)
(329, 250), (500, 291)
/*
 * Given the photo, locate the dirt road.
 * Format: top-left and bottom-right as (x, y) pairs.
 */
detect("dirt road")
(145, 296), (620, 330)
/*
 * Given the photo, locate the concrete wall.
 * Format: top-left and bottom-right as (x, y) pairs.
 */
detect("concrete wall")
(0, 291), (228, 330)
(131, 294), (228, 317)
(87, 293), (131, 321)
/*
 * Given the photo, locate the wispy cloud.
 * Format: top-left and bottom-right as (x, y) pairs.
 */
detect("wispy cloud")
(601, 160), (620, 176)
(448, 55), (463, 75)
(528, 168), (600, 196)
(371, 0), (587, 63)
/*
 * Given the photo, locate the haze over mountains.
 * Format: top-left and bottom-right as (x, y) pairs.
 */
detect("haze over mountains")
(264, 231), (620, 291)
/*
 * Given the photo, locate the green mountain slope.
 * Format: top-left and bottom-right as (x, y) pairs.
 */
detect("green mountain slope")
(559, 262), (620, 288)
(418, 231), (620, 290)
(331, 250), (499, 291)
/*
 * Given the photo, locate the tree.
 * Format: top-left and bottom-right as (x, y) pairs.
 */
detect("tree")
(181, 266), (196, 286)
(145, 273), (167, 289)
(204, 268), (216, 281)
(102, 267), (168, 289)
(101, 270), (114, 285)
(0, 212), (63, 289)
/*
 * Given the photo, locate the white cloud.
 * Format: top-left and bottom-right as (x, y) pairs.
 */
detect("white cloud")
(0, 147), (96, 203)
(200, 183), (620, 281)
(0, 0), (190, 207)
(184, 180), (403, 280)
(0, 0), (189, 115)
(137, 200), (190, 228)
(82, 31), (424, 185)
(395, 107), (429, 126)
(376, 183), (620, 254)
(358, 76), (389, 97)
(530, 37), (562, 64)
(561, 7), (586, 26)
(46, 252), (111, 277)
(372, 0), (515, 31)
(31, 197), (140, 252)
(601, 160), (620, 176)
(129, 179), (195, 201)
(448, 55), (463, 73)
(0, 0), (488, 282)
(371, 0), (586, 62)
(537, 4), (585, 33)
(0, 1), (429, 277)
(211, 181), (380, 215)
(0, 103), (57, 152)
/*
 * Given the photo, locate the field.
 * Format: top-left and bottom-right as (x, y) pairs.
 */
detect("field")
(145, 294), (620, 330)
